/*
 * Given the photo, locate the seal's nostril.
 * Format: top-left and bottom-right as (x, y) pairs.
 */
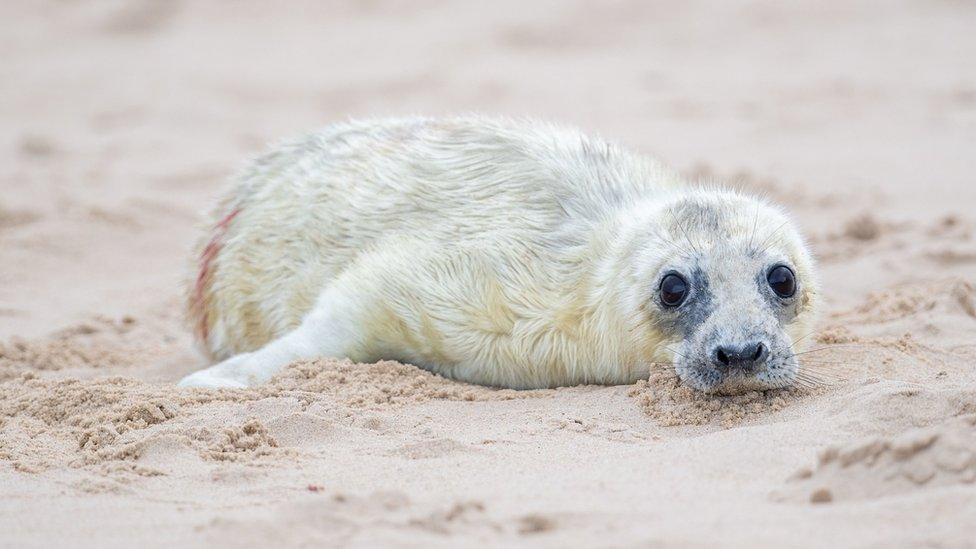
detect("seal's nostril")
(752, 343), (766, 362)
(715, 348), (731, 366)
(714, 342), (768, 371)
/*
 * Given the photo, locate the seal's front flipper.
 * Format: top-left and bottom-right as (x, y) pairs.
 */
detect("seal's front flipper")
(178, 281), (366, 387)
(177, 353), (253, 388)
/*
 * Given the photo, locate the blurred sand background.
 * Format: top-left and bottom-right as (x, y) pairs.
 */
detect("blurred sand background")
(2, 1), (975, 547)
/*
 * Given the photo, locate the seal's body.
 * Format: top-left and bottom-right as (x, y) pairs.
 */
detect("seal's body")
(180, 116), (820, 392)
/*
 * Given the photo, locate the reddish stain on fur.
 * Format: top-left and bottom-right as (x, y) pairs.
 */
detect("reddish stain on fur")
(191, 207), (240, 344)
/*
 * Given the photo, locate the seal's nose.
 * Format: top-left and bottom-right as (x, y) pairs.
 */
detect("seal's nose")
(712, 342), (768, 372)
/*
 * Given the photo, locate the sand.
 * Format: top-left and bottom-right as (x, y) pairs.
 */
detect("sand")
(2, 1), (975, 547)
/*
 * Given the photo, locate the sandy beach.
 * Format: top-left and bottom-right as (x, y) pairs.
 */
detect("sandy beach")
(2, 1), (975, 547)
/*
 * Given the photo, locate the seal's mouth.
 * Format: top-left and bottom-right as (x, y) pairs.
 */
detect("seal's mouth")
(709, 369), (794, 395)
(671, 344), (800, 394)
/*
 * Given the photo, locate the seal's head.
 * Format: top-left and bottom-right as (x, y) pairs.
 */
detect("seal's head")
(612, 188), (820, 394)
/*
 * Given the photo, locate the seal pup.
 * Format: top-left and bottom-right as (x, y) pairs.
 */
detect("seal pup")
(179, 116), (820, 393)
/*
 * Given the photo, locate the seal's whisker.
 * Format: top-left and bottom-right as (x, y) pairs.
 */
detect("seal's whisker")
(800, 363), (847, 377)
(663, 346), (690, 360)
(758, 232), (789, 257)
(799, 361), (845, 373)
(790, 329), (821, 347)
(670, 209), (701, 255)
(792, 379), (817, 390)
(789, 374), (818, 389)
(754, 220), (790, 255)
(798, 368), (847, 380)
(797, 368), (842, 382)
(747, 203), (760, 251)
(797, 364), (832, 376)
(785, 344), (866, 359)
(796, 380), (823, 391)
(629, 314), (669, 334)
(793, 371), (831, 387)
(628, 319), (650, 334)
(659, 232), (695, 259)
(796, 366), (841, 382)
(794, 378), (826, 390)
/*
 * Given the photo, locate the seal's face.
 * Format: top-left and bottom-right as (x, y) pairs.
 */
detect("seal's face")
(654, 247), (810, 393)
(621, 191), (820, 394)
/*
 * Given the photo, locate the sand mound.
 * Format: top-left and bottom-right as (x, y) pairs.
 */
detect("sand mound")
(785, 415), (976, 503)
(0, 358), (548, 475)
(627, 367), (811, 427)
(0, 374), (285, 473)
(197, 491), (553, 547)
(823, 278), (976, 358)
(262, 358), (548, 408)
(0, 316), (170, 381)
(822, 381), (976, 435)
(848, 279), (976, 323)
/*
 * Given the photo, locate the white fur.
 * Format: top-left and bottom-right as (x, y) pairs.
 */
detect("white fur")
(179, 116), (819, 391)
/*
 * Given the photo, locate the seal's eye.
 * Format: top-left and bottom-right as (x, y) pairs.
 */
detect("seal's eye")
(660, 273), (688, 307)
(767, 265), (796, 298)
